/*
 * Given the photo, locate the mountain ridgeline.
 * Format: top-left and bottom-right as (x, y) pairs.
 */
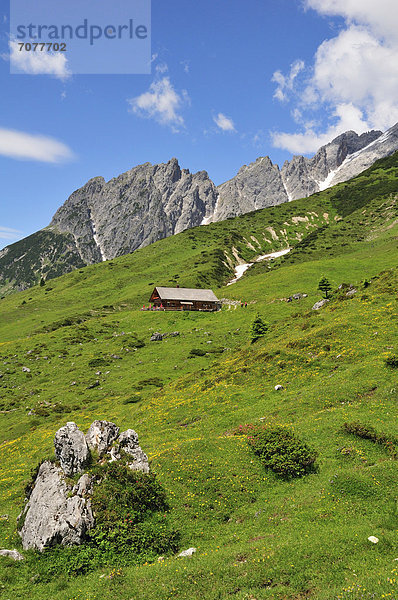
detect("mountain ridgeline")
(1, 122), (398, 295)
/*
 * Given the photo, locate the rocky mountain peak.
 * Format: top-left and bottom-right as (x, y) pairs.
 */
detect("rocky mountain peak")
(1, 122), (398, 296)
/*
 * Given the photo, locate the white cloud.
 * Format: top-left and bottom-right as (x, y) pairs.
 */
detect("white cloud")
(0, 226), (23, 241)
(155, 63), (168, 74)
(272, 0), (398, 153)
(304, 0), (398, 41)
(213, 113), (236, 132)
(272, 103), (369, 154)
(128, 77), (189, 131)
(0, 128), (75, 163)
(7, 40), (71, 80)
(310, 26), (398, 129)
(181, 60), (190, 74)
(272, 60), (305, 102)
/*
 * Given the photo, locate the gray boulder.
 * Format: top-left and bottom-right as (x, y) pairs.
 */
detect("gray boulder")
(114, 429), (150, 473)
(20, 462), (94, 551)
(0, 549), (24, 561)
(178, 547), (197, 557)
(85, 420), (120, 456)
(150, 333), (164, 342)
(346, 288), (357, 297)
(54, 422), (90, 476)
(312, 299), (329, 310)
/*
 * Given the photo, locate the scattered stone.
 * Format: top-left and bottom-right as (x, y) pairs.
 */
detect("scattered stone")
(86, 380), (100, 389)
(346, 288), (357, 297)
(368, 536), (379, 544)
(0, 549), (24, 561)
(54, 422), (90, 476)
(86, 420), (120, 456)
(178, 547), (197, 557)
(168, 331), (180, 337)
(312, 299), (329, 310)
(150, 333), (164, 342)
(22, 367), (31, 373)
(111, 354), (122, 359)
(274, 385), (283, 391)
(303, 294), (308, 298)
(292, 293), (303, 300)
(19, 462), (94, 551)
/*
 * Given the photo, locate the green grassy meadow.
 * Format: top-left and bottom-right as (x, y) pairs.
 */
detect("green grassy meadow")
(0, 154), (397, 599)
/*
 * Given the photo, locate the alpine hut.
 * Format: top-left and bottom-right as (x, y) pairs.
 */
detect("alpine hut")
(148, 287), (221, 312)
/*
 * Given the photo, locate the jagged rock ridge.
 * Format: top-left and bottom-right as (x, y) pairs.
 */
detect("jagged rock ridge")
(212, 129), (383, 221)
(49, 158), (218, 264)
(1, 122), (398, 295)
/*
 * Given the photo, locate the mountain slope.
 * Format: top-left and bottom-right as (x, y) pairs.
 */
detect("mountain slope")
(0, 153), (397, 600)
(212, 129), (382, 221)
(2, 124), (398, 296)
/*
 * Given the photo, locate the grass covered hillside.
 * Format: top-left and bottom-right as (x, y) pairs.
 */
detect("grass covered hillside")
(0, 153), (397, 600)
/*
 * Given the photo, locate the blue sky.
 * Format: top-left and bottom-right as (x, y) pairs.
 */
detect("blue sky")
(1, 0), (398, 249)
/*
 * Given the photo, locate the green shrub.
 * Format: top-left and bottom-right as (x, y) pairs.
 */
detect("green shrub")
(123, 395), (141, 404)
(247, 426), (318, 479)
(343, 421), (398, 459)
(136, 377), (163, 388)
(88, 357), (110, 368)
(188, 348), (207, 357)
(91, 463), (169, 525)
(342, 421), (378, 441)
(88, 462), (179, 560)
(28, 463), (180, 578)
(250, 314), (269, 343)
(385, 354), (398, 368)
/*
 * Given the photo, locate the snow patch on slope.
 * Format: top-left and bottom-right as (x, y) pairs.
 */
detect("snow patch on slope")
(227, 247), (291, 286)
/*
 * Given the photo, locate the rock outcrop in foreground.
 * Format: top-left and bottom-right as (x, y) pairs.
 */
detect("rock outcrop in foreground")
(19, 420), (149, 551)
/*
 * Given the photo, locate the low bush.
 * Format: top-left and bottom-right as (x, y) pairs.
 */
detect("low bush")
(88, 463), (179, 562)
(343, 421), (398, 459)
(189, 348), (206, 357)
(247, 425), (318, 479)
(385, 354), (398, 368)
(343, 421), (378, 441)
(27, 463), (180, 578)
(88, 357), (110, 368)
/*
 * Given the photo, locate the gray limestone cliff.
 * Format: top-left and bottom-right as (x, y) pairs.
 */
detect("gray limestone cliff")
(2, 124), (398, 295)
(212, 129), (383, 222)
(49, 158), (218, 263)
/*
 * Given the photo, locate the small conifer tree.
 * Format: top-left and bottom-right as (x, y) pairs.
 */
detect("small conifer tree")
(40, 277), (45, 287)
(251, 313), (269, 343)
(318, 276), (332, 298)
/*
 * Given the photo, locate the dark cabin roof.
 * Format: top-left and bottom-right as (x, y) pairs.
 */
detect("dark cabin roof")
(154, 287), (219, 302)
